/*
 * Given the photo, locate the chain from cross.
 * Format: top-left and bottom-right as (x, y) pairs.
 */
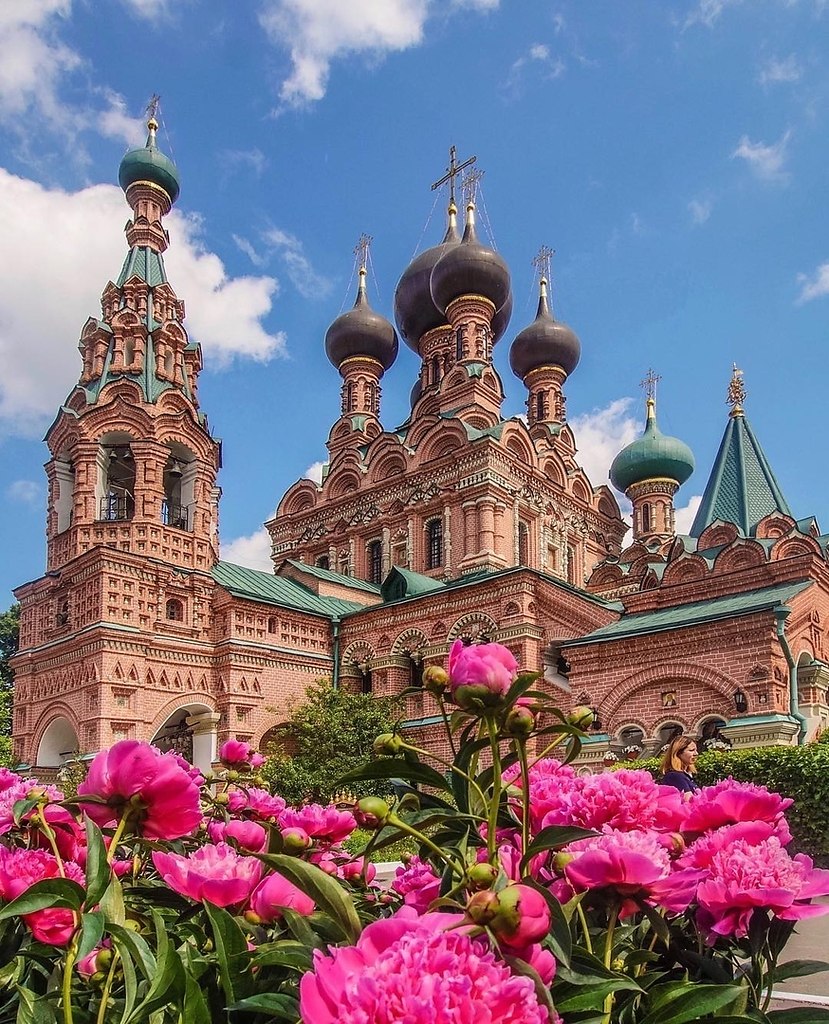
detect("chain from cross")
(640, 368), (662, 401)
(431, 146), (477, 205)
(353, 233), (372, 270)
(532, 245), (555, 283)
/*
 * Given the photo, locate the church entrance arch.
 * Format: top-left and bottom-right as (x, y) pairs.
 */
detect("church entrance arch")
(151, 701), (218, 775)
(37, 717), (80, 768)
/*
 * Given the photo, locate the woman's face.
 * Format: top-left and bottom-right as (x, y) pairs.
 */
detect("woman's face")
(679, 741), (698, 769)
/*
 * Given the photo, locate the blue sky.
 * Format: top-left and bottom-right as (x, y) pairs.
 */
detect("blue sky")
(1, 0), (828, 605)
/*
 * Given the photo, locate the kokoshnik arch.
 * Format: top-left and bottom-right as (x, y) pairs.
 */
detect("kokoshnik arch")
(10, 122), (829, 775)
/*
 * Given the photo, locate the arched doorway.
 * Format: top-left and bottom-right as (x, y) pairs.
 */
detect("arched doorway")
(37, 717), (80, 768)
(151, 702), (218, 775)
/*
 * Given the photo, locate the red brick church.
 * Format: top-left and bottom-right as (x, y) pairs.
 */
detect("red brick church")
(10, 123), (829, 774)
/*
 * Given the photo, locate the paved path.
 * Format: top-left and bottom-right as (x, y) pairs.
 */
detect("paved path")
(772, 896), (829, 1008)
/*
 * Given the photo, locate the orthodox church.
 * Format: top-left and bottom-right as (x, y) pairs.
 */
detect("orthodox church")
(10, 123), (829, 775)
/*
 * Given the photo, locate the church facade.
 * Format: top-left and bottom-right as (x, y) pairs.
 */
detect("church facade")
(10, 125), (829, 774)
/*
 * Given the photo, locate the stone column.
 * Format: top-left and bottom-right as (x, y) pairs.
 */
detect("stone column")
(186, 710), (221, 773)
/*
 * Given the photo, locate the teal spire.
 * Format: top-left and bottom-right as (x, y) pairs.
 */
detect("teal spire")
(610, 396), (695, 493)
(689, 370), (791, 537)
(118, 114), (180, 205)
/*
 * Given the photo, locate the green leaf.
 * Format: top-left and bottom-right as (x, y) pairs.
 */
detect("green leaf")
(555, 978), (641, 1011)
(203, 901), (253, 1006)
(14, 987), (56, 1024)
(12, 798), (39, 827)
(83, 818), (112, 909)
(520, 825), (598, 871)
(504, 671), (542, 705)
(0, 878), (85, 921)
(336, 757), (451, 793)
(252, 939), (313, 971)
(257, 853), (362, 944)
(107, 924), (156, 980)
(76, 910), (105, 963)
(99, 876), (126, 927)
(768, 959), (829, 983)
(227, 993), (300, 1018)
(182, 971), (211, 1024)
(640, 983), (747, 1024)
(281, 906), (322, 949)
(123, 939), (185, 1024)
(767, 1011), (829, 1023)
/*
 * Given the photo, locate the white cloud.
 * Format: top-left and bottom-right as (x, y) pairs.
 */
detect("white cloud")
(796, 261), (829, 303)
(570, 397), (641, 490)
(674, 495), (702, 534)
(233, 235), (267, 268)
(0, 170), (285, 437)
(6, 479), (42, 505)
(0, 0), (80, 129)
(260, 0), (500, 108)
(688, 197), (713, 225)
(221, 526), (274, 571)
(683, 0), (742, 29)
(630, 212), (644, 235)
(262, 227), (333, 298)
(95, 89), (146, 147)
(505, 42), (565, 96)
(303, 461), (325, 485)
(221, 148), (267, 179)
(732, 130), (792, 183)
(121, 0), (171, 20)
(758, 54), (802, 86)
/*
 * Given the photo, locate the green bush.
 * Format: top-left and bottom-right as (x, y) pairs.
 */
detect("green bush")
(617, 744), (829, 864)
(343, 826), (418, 863)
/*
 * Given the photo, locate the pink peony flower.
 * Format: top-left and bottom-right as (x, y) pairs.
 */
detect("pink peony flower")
(486, 883), (551, 950)
(166, 751), (206, 787)
(152, 842), (263, 907)
(696, 836), (829, 940)
(447, 639), (518, 709)
(300, 906), (553, 1024)
(248, 871), (315, 923)
(0, 768), (21, 792)
(683, 779), (793, 842)
(504, 758), (577, 836)
(78, 740), (202, 841)
(0, 780), (65, 834)
(565, 829), (703, 915)
(0, 846), (84, 946)
(678, 821), (780, 872)
(206, 818), (268, 852)
(391, 856), (442, 913)
(557, 770), (687, 836)
(219, 739), (255, 768)
(227, 787), (287, 823)
(278, 804), (356, 845)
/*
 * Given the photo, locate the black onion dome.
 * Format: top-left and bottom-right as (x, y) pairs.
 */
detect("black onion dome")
(509, 280), (581, 379)
(410, 377), (423, 408)
(430, 203), (511, 317)
(325, 269), (399, 371)
(491, 288), (513, 345)
(394, 208), (460, 352)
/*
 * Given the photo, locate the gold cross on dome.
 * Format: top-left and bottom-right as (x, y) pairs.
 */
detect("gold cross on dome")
(640, 368), (661, 402)
(431, 145), (477, 206)
(353, 233), (372, 271)
(532, 245), (555, 284)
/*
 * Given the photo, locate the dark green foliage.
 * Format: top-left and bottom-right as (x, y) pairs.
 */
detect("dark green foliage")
(261, 680), (399, 804)
(0, 604), (19, 739)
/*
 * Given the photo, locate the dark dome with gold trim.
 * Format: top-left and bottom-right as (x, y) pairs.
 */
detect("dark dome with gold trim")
(325, 269), (398, 371)
(430, 202), (511, 320)
(509, 279), (580, 379)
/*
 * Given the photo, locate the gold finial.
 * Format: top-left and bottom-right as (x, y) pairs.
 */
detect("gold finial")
(727, 363), (746, 417)
(145, 93), (161, 138)
(431, 145), (477, 208)
(640, 368), (661, 420)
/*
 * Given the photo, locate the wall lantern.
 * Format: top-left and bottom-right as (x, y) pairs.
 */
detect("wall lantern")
(733, 688), (748, 714)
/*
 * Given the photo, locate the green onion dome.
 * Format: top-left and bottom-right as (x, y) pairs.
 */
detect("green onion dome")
(610, 400), (695, 492)
(325, 268), (399, 371)
(118, 117), (181, 205)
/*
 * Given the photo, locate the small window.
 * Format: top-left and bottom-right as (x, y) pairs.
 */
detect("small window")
(518, 522), (529, 565)
(426, 519), (443, 570)
(316, 555), (330, 570)
(165, 599), (184, 622)
(56, 600), (70, 627)
(642, 503), (652, 534)
(360, 667), (373, 695)
(367, 540), (382, 584)
(431, 354), (440, 386)
(267, 617), (277, 634)
(535, 391), (546, 422)
(409, 654), (423, 689)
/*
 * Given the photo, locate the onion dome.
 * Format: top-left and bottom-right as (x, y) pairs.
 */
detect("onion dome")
(430, 202), (511, 320)
(410, 377), (423, 408)
(394, 204), (460, 352)
(509, 278), (580, 379)
(325, 268), (398, 371)
(610, 399), (695, 492)
(491, 288), (513, 344)
(118, 117), (180, 205)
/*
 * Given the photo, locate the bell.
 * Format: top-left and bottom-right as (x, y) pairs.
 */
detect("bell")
(169, 460), (183, 478)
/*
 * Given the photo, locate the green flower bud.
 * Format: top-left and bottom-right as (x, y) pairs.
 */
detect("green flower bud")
(354, 796), (391, 830)
(467, 862), (499, 891)
(567, 705), (595, 731)
(465, 889), (499, 925)
(503, 704), (536, 738)
(422, 666), (449, 695)
(372, 732), (403, 756)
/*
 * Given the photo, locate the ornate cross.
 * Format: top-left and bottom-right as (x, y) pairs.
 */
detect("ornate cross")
(431, 145), (477, 206)
(461, 167), (484, 205)
(640, 368), (661, 402)
(353, 233), (372, 271)
(727, 363), (746, 412)
(145, 93), (161, 123)
(532, 245), (555, 284)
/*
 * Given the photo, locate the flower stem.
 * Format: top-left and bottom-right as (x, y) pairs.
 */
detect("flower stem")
(576, 901), (593, 955)
(34, 807), (66, 878)
(601, 904), (619, 1024)
(387, 814), (464, 878)
(62, 937), (78, 1024)
(107, 810), (132, 865)
(435, 695), (458, 759)
(485, 716), (503, 862)
(400, 741), (488, 815)
(96, 950), (120, 1024)
(515, 737), (531, 861)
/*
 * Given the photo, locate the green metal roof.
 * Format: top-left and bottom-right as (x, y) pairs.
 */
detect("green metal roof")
(567, 580), (811, 647)
(381, 566), (446, 602)
(282, 559), (381, 596)
(610, 401), (694, 492)
(212, 561), (364, 617)
(690, 412), (792, 537)
(117, 247), (168, 288)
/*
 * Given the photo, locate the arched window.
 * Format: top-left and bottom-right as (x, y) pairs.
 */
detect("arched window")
(346, 381), (357, 412)
(535, 391), (546, 422)
(518, 522), (529, 565)
(124, 337), (135, 367)
(162, 453), (189, 530)
(316, 555), (330, 570)
(456, 328), (465, 361)
(642, 503), (652, 534)
(367, 540), (383, 584)
(100, 445), (135, 522)
(431, 354), (440, 386)
(338, 552), (350, 576)
(426, 519), (443, 570)
(165, 599), (184, 622)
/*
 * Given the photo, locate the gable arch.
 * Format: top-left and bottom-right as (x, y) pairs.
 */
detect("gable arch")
(662, 555), (709, 586)
(602, 662), (735, 730)
(697, 521), (741, 550)
(392, 628), (429, 655)
(771, 536), (822, 561)
(448, 613), (499, 642)
(713, 541), (767, 574)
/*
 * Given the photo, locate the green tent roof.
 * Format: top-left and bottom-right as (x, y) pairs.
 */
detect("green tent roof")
(212, 561), (363, 617)
(283, 559), (381, 596)
(690, 412), (792, 537)
(567, 580), (810, 647)
(381, 566), (446, 602)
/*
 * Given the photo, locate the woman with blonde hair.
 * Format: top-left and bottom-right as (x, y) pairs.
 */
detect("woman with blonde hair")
(660, 735), (700, 793)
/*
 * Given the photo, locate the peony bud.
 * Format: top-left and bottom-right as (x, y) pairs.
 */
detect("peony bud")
(466, 889), (499, 926)
(551, 851), (575, 875)
(467, 862), (499, 891)
(422, 665), (449, 695)
(281, 826), (312, 854)
(487, 883), (551, 949)
(372, 732), (403, 756)
(503, 704), (536, 738)
(567, 706), (595, 731)
(354, 796), (391, 830)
